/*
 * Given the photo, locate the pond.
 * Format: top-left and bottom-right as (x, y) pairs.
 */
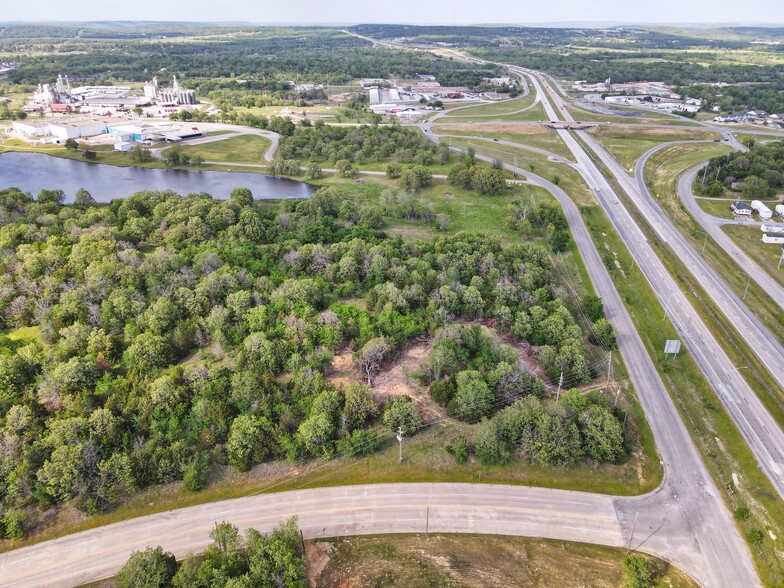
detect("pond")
(0, 152), (316, 202)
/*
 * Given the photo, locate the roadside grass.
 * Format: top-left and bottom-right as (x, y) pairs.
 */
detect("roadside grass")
(644, 143), (784, 350)
(564, 104), (695, 126)
(696, 197), (782, 220)
(433, 125), (573, 160)
(445, 137), (595, 206)
(178, 134), (271, 163)
(444, 102), (548, 123)
(591, 126), (720, 172)
(580, 204), (784, 586)
(722, 224), (784, 288)
(2, 411), (660, 556)
(316, 534), (697, 588)
(444, 89), (537, 117)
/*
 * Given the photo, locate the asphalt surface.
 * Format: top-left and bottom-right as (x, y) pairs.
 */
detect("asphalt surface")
(0, 41), (769, 587)
(519, 69), (784, 498)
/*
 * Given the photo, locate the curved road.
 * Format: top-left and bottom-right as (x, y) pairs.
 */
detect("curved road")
(640, 143), (784, 308)
(0, 36), (765, 588)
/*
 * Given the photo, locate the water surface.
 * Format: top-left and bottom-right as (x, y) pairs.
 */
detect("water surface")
(0, 152), (315, 202)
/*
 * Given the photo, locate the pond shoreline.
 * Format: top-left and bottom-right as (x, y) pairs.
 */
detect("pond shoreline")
(0, 151), (315, 203)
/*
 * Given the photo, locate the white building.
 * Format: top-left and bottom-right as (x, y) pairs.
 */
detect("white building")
(751, 200), (773, 219)
(12, 119), (51, 137)
(776, 204), (784, 218)
(730, 201), (753, 216)
(761, 223), (784, 234)
(762, 233), (784, 244)
(49, 120), (108, 141)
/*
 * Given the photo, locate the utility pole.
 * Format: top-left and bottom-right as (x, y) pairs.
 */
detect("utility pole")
(778, 248), (784, 270)
(628, 511), (639, 552)
(397, 427), (403, 463)
(614, 388), (621, 408)
(606, 350), (613, 389)
(556, 369), (564, 404)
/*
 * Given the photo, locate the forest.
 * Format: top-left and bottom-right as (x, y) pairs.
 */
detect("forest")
(0, 182), (621, 539)
(2, 28), (499, 88)
(277, 123), (439, 165)
(695, 140), (784, 198)
(680, 84), (784, 115)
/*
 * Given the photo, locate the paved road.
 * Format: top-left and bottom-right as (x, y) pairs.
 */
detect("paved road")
(641, 144), (784, 308)
(519, 71), (784, 499)
(0, 484), (627, 588)
(154, 124), (279, 162)
(0, 39), (763, 588)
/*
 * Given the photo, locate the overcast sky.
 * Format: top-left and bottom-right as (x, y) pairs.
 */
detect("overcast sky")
(4, 0), (784, 26)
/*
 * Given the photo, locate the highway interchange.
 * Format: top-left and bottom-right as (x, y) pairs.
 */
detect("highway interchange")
(3, 34), (784, 587)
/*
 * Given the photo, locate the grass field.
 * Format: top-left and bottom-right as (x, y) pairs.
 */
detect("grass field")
(722, 224), (784, 288)
(444, 89), (537, 118)
(696, 197), (783, 220)
(179, 134), (272, 163)
(579, 203), (784, 586)
(444, 102), (548, 123)
(434, 124), (573, 160)
(446, 137), (596, 207)
(592, 126), (720, 172)
(315, 534), (697, 588)
(644, 142), (784, 348)
(565, 104), (696, 126)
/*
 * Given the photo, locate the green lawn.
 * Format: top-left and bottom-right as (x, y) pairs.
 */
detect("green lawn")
(444, 102), (548, 123)
(592, 126), (720, 172)
(722, 224), (784, 288)
(566, 104), (696, 126)
(696, 197), (782, 220)
(179, 134), (272, 164)
(444, 89), (537, 118)
(434, 126), (573, 160)
(5, 325), (41, 342)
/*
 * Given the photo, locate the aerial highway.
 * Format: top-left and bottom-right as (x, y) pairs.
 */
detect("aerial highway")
(1, 103), (762, 588)
(0, 33), (770, 588)
(516, 68), (784, 497)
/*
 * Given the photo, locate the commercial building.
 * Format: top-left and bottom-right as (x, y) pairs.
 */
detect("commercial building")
(49, 119), (108, 141)
(12, 119), (52, 137)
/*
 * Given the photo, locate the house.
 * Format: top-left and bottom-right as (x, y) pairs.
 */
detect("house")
(761, 223), (784, 234)
(762, 233), (784, 244)
(731, 201), (753, 216)
(751, 200), (773, 219)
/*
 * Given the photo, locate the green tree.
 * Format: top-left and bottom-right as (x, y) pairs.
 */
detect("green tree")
(741, 175), (769, 200)
(590, 318), (616, 349)
(227, 415), (273, 471)
(96, 453), (136, 508)
(74, 188), (96, 206)
(183, 451), (210, 491)
(382, 395), (423, 436)
(621, 554), (655, 588)
(342, 382), (379, 431)
(115, 547), (177, 588)
(578, 406), (625, 462)
(386, 161), (403, 178)
(82, 150), (97, 161)
(230, 187), (254, 207)
(64, 138), (79, 151)
(453, 370), (495, 423)
(473, 419), (510, 465)
(124, 333), (173, 372)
